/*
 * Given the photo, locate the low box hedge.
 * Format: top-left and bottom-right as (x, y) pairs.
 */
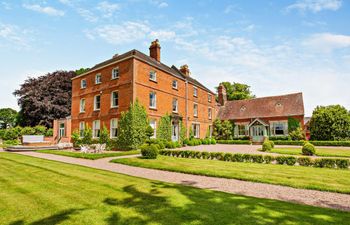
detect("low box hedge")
(158, 150), (350, 169)
(273, 140), (350, 147)
(217, 140), (252, 145)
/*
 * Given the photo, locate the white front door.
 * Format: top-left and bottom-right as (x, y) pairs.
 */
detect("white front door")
(251, 125), (265, 143)
(172, 123), (179, 142)
(59, 123), (65, 138)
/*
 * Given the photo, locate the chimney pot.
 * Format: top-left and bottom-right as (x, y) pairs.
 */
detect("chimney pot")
(149, 39), (161, 62)
(180, 64), (190, 76)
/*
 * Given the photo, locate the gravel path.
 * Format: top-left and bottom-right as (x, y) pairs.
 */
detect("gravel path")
(13, 151), (350, 212)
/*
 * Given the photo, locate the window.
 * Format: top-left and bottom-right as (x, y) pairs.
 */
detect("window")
(208, 108), (212, 120)
(94, 95), (101, 111)
(237, 125), (247, 136)
(149, 92), (156, 109)
(93, 120), (100, 138)
(193, 103), (198, 117)
(208, 125), (213, 138)
(80, 99), (85, 113)
(208, 94), (212, 102)
(79, 122), (85, 137)
(172, 98), (178, 113)
(112, 67), (119, 79)
(272, 122), (287, 135)
(172, 80), (178, 89)
(95, 73), (102, 84)
(149, 70), (157, 81)
(149, 119), (156, 138)
(59, 123), (65, 138)
(110, 118), (118, 138)
(81, 79), (87, 89)
(111, 91), (118, 108)
(192, 123), (200, 138)
(193, 86), (198, 97)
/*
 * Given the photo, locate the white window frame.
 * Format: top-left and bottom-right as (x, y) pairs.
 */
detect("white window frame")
(192, 123), (200, 138)
(94, 95), (101, 111)
(110, 118), (118, 138)
(193, 103), (198, 117)
(79, 121), (85, 137)
(149, 92), (157, 109)
(59, 123), (65, 138)
(149, 119), (156, 139)
(112, 67), (119, 79)
(80, 99), (85, 113)
(208, 94), (212, 102)
(81, 79), (87, 89)
(172, 98), (178, 113)
(95, 73), (102, 84)
(172, 80), (178, 89)
(271, 121), (288, 136)
(208, 108), (212, 120)
(111, 91), (119, 108)
(149, 70), (157, 82)
(93, 120), (100, 138)
(193, 86), (198, 97)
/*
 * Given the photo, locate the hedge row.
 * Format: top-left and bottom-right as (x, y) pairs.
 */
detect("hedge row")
(217, 140), (252, 145)
(159, 150), (350, 169)
(274, 140), (350, 146)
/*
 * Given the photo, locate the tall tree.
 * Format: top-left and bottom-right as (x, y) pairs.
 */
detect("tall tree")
(217, 82), (255, 101)
(309, 105), (350, 141)
(0, 108), (18, 128)
(75, 68), (90, 75)
(14, 70), (75, 128)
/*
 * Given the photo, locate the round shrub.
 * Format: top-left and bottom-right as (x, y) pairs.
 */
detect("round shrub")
(336, 159), (349, 169)
(297, 157), (313, 166)
(269, 140), (275, 149)
(263, 155), (274, 164)
(302, 142), (316, 156)
(141, 144), (159, 159)
(261, 140), (272, 152)
(211, 139), (217, 145)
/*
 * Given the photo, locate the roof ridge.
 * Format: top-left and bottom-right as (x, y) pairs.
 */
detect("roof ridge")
(228, 92), (303, 103)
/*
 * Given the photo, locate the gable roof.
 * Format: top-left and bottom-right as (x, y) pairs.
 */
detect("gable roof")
(72, 49), (215, 94)
(217, 92), (304, 120)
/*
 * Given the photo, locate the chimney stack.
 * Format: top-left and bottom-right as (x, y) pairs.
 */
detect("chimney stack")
(180, 64), (190, 76)
(218, 83), (227, 106)
(149, 39), (161, 62)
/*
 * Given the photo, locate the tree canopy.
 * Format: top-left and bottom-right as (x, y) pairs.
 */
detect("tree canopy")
(13, 70), (75, 128)
(217, 81), (255, 101)
(75, 68), (90, 75)
(309, 105), (350, 141)
(0, 108), (17, 129)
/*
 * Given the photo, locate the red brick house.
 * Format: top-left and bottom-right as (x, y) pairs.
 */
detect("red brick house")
(54, 40), (217, 142)
(217, 84), (304, 143)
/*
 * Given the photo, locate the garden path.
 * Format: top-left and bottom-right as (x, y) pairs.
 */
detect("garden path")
(14, 151), (350, 212)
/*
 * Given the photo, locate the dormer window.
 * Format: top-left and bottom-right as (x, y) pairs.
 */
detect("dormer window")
(149, 70), (157, 82)
(95, 74), (102, 84)
(112, 67), (119, 79)
(172, 80), (178, 89)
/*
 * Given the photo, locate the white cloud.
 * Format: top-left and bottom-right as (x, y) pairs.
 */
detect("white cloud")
(97, 1), (120, 18)
(0, 22), (30, 49)
(286, 0), (342, 13)
(158, 2), (168, 8)
(224, 5), (237, 14)
(1, 1), (11, 10)
(77, 8), (98, 22)
(23, 4), (65, 16)
(149, 30), (175, 40)
(303, 33), (350, 52)
(86, 21), (151, 44)
(150, 0), (168, 8)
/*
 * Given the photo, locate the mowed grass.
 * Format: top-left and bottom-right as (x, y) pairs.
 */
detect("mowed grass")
(112, 155), (350, 194)
(1, 153), (350, 225)
(37, 149), (140, 160)
(270, 148), (350, 158)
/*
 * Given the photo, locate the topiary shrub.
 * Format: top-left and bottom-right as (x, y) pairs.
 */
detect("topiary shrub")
(297, 157), (313, 166)
(211, 139), (217, 144)
(263, 155), (274, 164)
(215, 152), (225, 160)
(223, 153), (233, 161)
(261, 140), (272, 152)
(302, 142), (316, 156)
(157, 114), (172, 141)
(232, 153), (244, 162)
(335, 159), (349, 169)
(201, 151), (210, 159)
(276, 156), (287, 165)
(269, 140), (275, 149)
(314, 158), (336, 168)
(285, 156), (297, 166)
(141, 144), (159, 159)
(243, 154), (252, 162)
(251, 155), (264, 163)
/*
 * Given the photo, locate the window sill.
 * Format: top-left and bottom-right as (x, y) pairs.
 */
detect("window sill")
(95, 83), (102, 85)
(149, 107), (157, 111)
(80, 87), (86, 90)
(79, 111), (85, 114)
(149, 79), (157, 83)
(172, 111), (178, 114)
(193, 95), (198, 98)
(93, 109), (101, 112)
(172, 87), (178, 90)
(111, 106), (119, 109)
(193, 115), (198, 118)
(111, 77), (119, 80)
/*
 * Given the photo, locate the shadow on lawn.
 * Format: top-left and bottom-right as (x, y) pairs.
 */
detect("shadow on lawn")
(103, 182), (348, 225)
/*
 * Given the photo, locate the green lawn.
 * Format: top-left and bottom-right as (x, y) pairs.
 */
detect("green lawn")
(37, 149), (140, 160)
(112, 155), (350, 194)
(1, 153), (349, 225)
(269, 148), (350, 158)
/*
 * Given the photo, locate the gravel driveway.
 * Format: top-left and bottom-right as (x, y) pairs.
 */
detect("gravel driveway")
(13, 151), (350, 212)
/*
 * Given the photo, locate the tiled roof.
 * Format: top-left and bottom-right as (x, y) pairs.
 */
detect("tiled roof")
(74, 49), (215, 94)
(217, 92), (304, 120)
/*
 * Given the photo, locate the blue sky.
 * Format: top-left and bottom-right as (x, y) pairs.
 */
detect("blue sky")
(0, 0), (349, 116)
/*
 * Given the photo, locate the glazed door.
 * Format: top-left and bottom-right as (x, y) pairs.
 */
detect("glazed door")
(251, 125), (264, 143)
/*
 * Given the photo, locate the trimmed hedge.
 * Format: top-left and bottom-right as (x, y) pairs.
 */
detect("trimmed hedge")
(158, 150), (350, 169)
(217, 140), (252, 145)
(274, 140), (350, 147)
(140, 144), (159, 159)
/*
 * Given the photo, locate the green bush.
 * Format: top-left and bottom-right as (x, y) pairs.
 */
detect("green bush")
(183, 138), (189, 145)
(21, 126), (36, 135)
(71, 130), (82, 148)
(223, 153), (233, 161)
(3, 139), (20, 146)
(297, 157), (313, 166)
(141, 144), (159, 159)
(268, 136), (290, 141)
(215, 152), (225, 160)
(275, 156), (296, 165)
(263, 155), (274, 164)
(145, 125), (154, 139)
(34, 125), (47, 135)
(157, 114), (172, 141)
(274, 140), (350, 147)
(269, 140), (275, 148)
(210, 139), (217, 144)
(217, 140), (252, 145)
(46, 128), (53, 137)
(99, 126), (110, 145)
(335, 159), (349, 169)
(2, 128), (19, 140)
(314, 158), (336, 169)
(232, 153), (244, 162)
(289, 127), (305, 141)
(261, 140), (272, 152)
(285, 156), (297, 166)
(201, 151), (210, 159)
(82, 127), (93, 145)
(302, 142), (316, 156)
(274, 140), (305, 145)
(251, 155), (264, 163)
